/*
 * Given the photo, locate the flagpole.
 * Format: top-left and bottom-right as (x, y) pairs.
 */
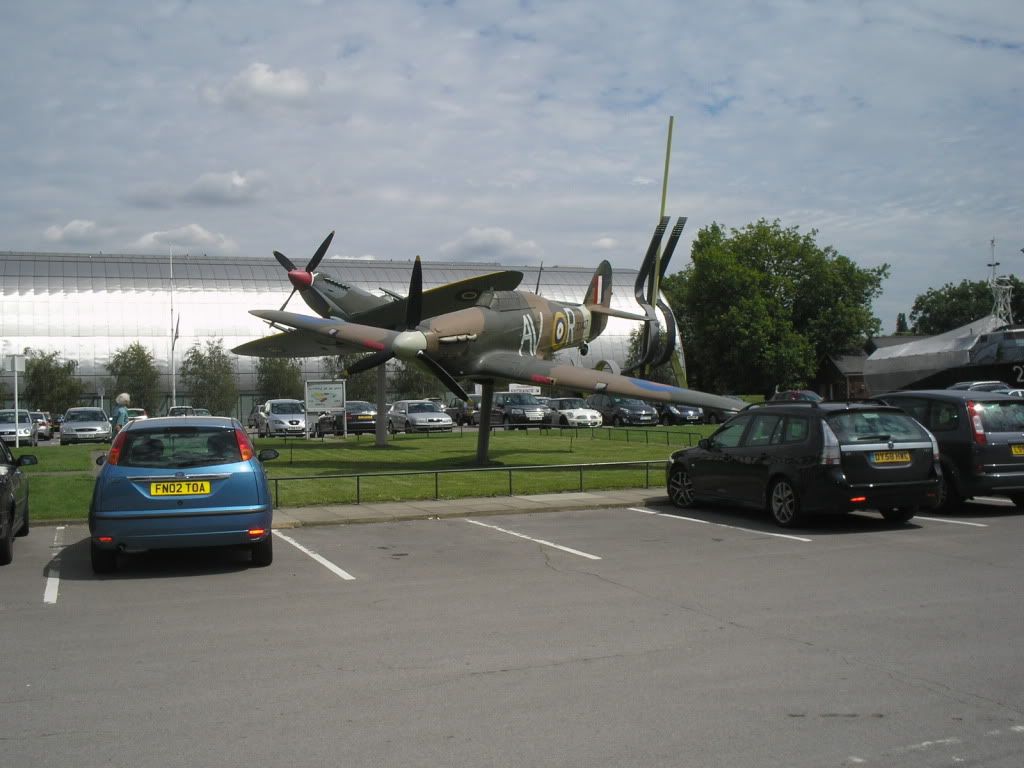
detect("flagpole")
(170, 247), (176, 408)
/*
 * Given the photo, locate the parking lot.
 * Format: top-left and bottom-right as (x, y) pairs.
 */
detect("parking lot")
(5, 498), (1024, 768)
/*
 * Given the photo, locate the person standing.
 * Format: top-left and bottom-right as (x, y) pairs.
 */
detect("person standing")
(113, 392), (131, 433)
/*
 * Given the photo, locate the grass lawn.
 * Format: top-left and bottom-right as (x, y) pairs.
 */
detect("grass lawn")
(18, 425), (713, 520)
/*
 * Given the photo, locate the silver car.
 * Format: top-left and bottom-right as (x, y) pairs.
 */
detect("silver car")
(0, 410), (39, 446)
(387, 400), (454, 433)
(60, 407), (112, 445)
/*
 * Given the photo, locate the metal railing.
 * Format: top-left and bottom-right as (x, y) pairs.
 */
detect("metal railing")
(269, 458), (674, 507)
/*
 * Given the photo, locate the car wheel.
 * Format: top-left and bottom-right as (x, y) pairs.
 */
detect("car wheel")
(387, 420), (396, 435)
(768, 477), (802, 528)
(90, 541), (117, 574)
(251, 535), (273, 567)
(706, 413), (720, 425)
(935, 472), (963, 514)
(560, 416), (569, 427)
(503, 416), (511, 431)
(660, 414), (670, 426)
(0, 509), (14, 566)
(405, 420), (413, 434)
(1008, 493), (1024, 509)
(613, 415), (624, 427)
(881, 506), (917, 525)
(667, 466), (695, 508)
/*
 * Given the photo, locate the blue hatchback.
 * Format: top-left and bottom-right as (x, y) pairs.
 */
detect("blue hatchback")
(89, 416), (279, 574)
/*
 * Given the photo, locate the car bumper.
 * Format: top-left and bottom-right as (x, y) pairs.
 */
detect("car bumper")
(90, 507), (273, 551)
(961, 470), (1024, 497)
(565, 416), (602, 427)
(61, 432), (111, 443)
(804, 471), (942, 514)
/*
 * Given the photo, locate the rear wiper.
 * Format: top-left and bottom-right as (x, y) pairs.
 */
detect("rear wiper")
(855, 433), (892, 442)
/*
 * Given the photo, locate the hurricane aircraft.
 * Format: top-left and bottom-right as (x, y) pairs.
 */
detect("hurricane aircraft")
(233, 219), (744, 461)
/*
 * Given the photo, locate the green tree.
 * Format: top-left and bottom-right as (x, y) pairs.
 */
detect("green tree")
(322, 354), (379, 401)
(255, 357), (304, 401)
(389, 361), (443, 401)
(895, 313), (909, 334)
(180, 339), (238, 416)
(662, 220), (888, 395)
(909, 278), (1024, 335)
(23, 350), (84, 415)
(107, 342), (160, 412)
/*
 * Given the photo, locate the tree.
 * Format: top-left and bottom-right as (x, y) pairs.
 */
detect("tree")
(107, 342), (161, 412)
(909, 278), (1024, 335)
(389, 361), (444, 401)
(895, 313), (909, 334)
(23, 350), (84, 416)
(661, 219), (888, 395)
(255, 357), (304, 401)
(179, 339), (238, 416)
(322, 355), (379, 401)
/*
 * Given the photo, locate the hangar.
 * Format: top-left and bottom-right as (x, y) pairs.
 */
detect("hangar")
(0, 250), (678, 418)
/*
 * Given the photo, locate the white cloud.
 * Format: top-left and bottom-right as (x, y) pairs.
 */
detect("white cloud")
(133, 224), (238, 254)
(184, 170), (267, 205)
(44, 220), (113, 246)
(438, 227), (541, 263)
(592, 237), (617, 250)
(203, 62), (313, 109)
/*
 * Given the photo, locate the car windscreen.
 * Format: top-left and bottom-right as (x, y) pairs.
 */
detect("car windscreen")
(826, 410), (930, 443)
(408, 403), (442, 413)
(66, 410), (107, 423)
(558, 399), (587, 409)
(504, 394), (540, 405)
(270, 402), (304, 414)
(0, 411), (31, 424)
(971, 400), (1024, 432)
(346, 402), (374, 413)
(119, 427), (242, 468)
(611, 397), (645, 408)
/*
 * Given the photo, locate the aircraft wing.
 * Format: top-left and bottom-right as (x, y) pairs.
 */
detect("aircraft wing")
(245, 310), (400, 353)
(231, 329), (366, 358)
(472, 352), (747, 412)
(351, 270), (524, 329)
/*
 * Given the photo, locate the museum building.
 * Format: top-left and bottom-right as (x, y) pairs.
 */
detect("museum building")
(0, 250), (679, 419)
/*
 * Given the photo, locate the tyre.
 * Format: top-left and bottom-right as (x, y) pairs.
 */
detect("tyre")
(560, 416), (569, 427)
(1008, 493), (1024, 510)
(387, 420), (396, 435)
(405, 420), (413, 434)
(0, 510), (14, 566)
(706, 413), (720, 425)
(90, 540), (117, 574)
(667, 466), (695, 508)
(251, 534), (273, 567)
(503, 416), (511, 431)
(881, 506), (917, 524)
(935, 472), (963, 514)
(768, 477), (802, 527)
(613, 415), (624, 427)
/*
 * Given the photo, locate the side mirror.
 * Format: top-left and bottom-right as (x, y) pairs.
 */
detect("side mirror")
(17, 455), (38, 467)
(95, 455), (106, 466)
(258, 448), (280, 462)
(698, 438), (709, 450)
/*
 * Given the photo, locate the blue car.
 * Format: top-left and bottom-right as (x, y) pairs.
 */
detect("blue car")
(89, 416), (279, 574)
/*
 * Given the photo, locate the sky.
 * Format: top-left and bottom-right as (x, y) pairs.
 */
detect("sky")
(2, 0), (1021, 332)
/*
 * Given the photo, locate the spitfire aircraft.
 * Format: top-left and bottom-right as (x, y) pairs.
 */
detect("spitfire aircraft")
(234, 219), (744, 460)
(233, 231), (525, 358)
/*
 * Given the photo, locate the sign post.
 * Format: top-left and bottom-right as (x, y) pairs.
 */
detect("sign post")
(5, 355), (26, 448)
(303, 380), (347, 438)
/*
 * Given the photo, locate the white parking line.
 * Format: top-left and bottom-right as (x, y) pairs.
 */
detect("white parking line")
(273, 530), (356, 580)
(43, 526), (66, 605)
(464, 519), (602, 560)
(628, 507), (813, 542)
(915, 516), (989, 527)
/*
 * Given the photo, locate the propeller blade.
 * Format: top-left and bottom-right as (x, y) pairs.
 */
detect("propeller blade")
(415, 350), (469, 402)
(273, 250), (297, 272)
(345, 349), (395, 376)
(279, 287), (298, 312)
(300, 287), (333, 318)
(306, 231), (335, 273)
(406, 256), (423, 329)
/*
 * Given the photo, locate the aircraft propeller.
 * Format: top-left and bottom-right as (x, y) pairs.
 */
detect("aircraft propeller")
(273, 231), (335, 317)
(342, 256), (470, 401)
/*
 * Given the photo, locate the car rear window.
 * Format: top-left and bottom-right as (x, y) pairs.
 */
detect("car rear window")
(826, 410), (930, 443)
(119, 427), (241, 468)
(971, 400), (1024, 432)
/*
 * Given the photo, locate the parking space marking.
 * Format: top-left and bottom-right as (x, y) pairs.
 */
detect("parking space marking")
(464, 519), (602, 560)
(273, 530), (356, 580)
(628, 507), (813, 542)
(43, 526), (66, 605)
(915, 516), (988, 527)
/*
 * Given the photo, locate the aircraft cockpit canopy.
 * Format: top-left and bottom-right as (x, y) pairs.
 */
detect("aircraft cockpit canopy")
(476, 291), (530, 312)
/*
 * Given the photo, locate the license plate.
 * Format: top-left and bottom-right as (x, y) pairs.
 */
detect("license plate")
(871, 451), (911, 464)
(357, 415), (372, 420)
(150, 480), (211, 496)
(1013, 445), (1024, 456)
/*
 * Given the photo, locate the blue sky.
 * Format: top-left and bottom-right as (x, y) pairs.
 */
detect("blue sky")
(2, 0), (1021, 332)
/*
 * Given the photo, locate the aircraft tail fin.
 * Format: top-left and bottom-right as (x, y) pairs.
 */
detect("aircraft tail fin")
(584, 260), (630, 339)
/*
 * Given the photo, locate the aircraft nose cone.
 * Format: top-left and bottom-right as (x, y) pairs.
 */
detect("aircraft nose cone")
(393, 330), (427, 360)
(288, 270), (313, 289)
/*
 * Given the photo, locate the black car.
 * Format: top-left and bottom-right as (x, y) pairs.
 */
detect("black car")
(655, 403), (704, 425)
(444, 395), (481, 426)
(315, 401), (378, 436)
(585, 394), (658, 427)
(0, 438), (37, 565)
(491, 392), (548, 429)
(879, 389), (1024, 511)
(666, 401), (941, 527)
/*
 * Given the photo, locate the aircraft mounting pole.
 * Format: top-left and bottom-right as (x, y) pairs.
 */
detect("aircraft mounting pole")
(475, 381), (495, 465)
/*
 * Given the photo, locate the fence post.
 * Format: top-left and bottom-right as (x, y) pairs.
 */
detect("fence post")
(579, 465), (584, 492)
(435, 471), (439, 499)
(274, 478), (279, 508)
(508, 469), (513, 496)
(356, 475), (361, 504)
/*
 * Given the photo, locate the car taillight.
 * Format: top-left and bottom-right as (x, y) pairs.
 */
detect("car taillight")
(106, 430), (129, 465)
(967, 401), (987, 445)
(820, 421), (841, 465)
(928, 431), (941, 461)
(235, 427), (254, 461)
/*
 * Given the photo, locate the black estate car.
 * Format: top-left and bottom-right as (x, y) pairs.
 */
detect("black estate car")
(879, 389), (1024, 511)
(666, 401), (941, 527)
